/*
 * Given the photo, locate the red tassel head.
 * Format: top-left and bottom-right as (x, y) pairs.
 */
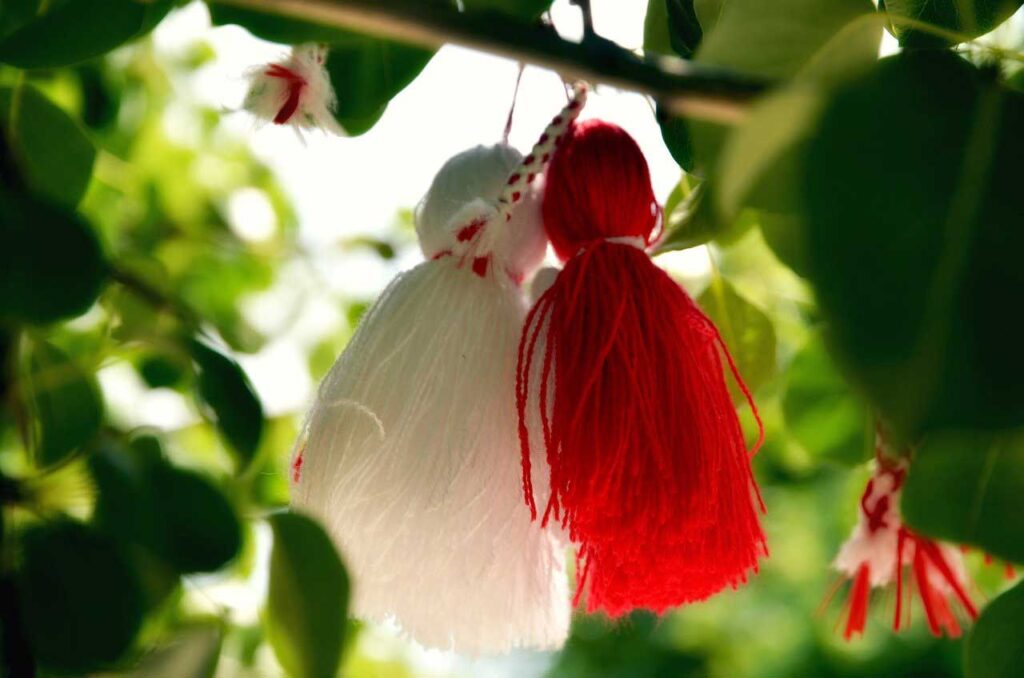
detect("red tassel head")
(542, 120), (660, 260)
(518, 120), (766, 617)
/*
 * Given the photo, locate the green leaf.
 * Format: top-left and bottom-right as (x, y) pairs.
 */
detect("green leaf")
(26, 341), (103, 468)
(673, 0), (877, 174)
(711, 12), (884, 274)
(966, 580), (1024, 678)
(266, 513), (349, 678)
(0, 85), (96, 208)
(138, 352), (189, 389)
(644, 0), (674, 56)
(207, 5), (351, 44)
(0, 189), (107, 325)
(802, 52), (1024, 435)
(658, 181), (719, 251)
(883, 0), (1023, 47)
(902, 430), (1024, 565)
(208, 6), (434, 136)
(91, 436), (242, 574)
(656, 108), (696, 173)
(462, 0), (553, 19)
(0, 0), (174, 68)
(146, 463), (242, 573)
(781, 334), (871, 465)
(325, 39), (433, 136)
(645, 1), (703, 58)
(191, 339), (264, 469)
(128, 624), (223, 678)
(697, 276), (777, 399)
(0, 0), (40, 39)
(16, 520), (143, 674)
(696, 0), (875, 79)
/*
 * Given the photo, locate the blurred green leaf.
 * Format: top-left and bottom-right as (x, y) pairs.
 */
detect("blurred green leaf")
(147, 463), (242, 573)
(902, 430), (1024, 565)
(782, 334), (871, 465)
(462, 0), (553, 18)
(645, 0), (703, 58)
(698, 275), (777, 399)
(803, 52), (1024, 435)
(138, 352), (190, 389)
(16, 520), (143, 673)
(0, 189), (107, 325)
(0, 0), (40, 39)
(128, 624), (223, 678)
(697, 0), (874, 78)
(657, 181), (716, 251)
(656, 109), (696, 173)
(0, 0), (174, 68)
(266, 512), (349, 678)
(883, 0), (1023, 47)
(551, 612), (707, 678)
(26, 340), (102, 468)
(668, 0), (877, 175)
(208, 6), (433, 136)
(91, 435), (242, 573)
(966, 580), (1024, 678)
(191, 339), (264, 470)
(0, 84), (96, 208)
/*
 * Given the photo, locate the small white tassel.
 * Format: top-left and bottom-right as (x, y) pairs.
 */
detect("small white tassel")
(243, 43), (342, 136)
(293, 143), (570, 654)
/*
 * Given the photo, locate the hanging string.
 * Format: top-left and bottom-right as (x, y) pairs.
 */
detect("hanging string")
(503, 63), (526, 144)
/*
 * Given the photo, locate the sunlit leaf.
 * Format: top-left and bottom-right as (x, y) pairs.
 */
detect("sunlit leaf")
(266, 512), (349, 678)
(0, 84), (96, 208)
(802, 52), (1024, 435)
(191, 339), (264, 469)
(781, 334), (871, 465)
(0, 189), (107, 325)
(966, 580), (1024, 678)
(0, 0), (174, 68)
(16, 520), (143, 674)
(26, 340), (103, 468)
(698, 276), (777, 399)
(902, 430), (1024, 565)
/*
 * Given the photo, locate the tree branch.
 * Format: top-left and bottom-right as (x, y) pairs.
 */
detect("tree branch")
(208, 0), (770, 123)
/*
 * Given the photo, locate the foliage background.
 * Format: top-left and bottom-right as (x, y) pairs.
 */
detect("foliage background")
(1, 0), (1023, 676)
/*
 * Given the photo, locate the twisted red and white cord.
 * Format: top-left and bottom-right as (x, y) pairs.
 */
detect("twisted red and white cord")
(495, 82), (589, 222)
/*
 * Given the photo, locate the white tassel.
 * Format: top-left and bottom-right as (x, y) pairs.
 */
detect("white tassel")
(292, 143), (570, 654)
(243, 43), (342, 136)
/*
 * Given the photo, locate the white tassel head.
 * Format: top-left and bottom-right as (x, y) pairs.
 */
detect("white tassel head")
(415, 144), (547, 283)
(243, 43), (343, 135)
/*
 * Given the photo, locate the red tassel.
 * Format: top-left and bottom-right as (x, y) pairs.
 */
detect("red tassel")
(517, 120), (766, 616)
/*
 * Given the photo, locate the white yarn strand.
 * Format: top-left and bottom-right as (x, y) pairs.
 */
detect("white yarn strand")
(292, 143), (570, 654)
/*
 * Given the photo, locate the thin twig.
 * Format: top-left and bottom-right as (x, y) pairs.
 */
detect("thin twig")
(208, 0), (769, 123)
